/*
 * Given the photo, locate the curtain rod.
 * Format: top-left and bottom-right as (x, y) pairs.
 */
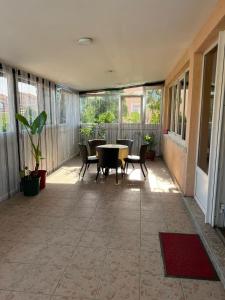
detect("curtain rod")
(79, 81), (165, 95)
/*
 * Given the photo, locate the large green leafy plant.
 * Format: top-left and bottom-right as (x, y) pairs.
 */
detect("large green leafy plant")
(16, 111), (47, 172)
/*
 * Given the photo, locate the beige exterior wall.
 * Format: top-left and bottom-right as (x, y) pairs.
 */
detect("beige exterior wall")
(162, 0), (225, 196)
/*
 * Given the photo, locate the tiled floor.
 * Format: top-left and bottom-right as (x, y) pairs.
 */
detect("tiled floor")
(0, 158), (225, 300)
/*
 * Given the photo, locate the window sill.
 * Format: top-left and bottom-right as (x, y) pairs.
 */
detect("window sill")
(164, 131), (187, 151)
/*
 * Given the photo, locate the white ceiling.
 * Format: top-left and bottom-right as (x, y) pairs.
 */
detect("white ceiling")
(0, 0), (218, 91)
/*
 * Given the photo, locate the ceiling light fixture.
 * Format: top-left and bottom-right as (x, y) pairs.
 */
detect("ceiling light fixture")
(78, 37), (93, 45)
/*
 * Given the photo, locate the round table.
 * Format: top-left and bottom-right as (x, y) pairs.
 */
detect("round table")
(96, 144), (129, 167)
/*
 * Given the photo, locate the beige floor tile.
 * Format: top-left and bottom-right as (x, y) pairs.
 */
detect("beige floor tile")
(69, 246), (107, 269)
(17, 264), (64, 294)
(141, 221), (167, 235)
(54, 266), (100, 298)
(35, 244), (75, 266)
(0, 291), (51, 299)
(140, 250), (164, 275)
(108, 233), (140, 250)
(0, 262), (28, 290)
(98, 270), (139, 300)
(4, 242), (45, 263)
(111, 220), (140, 234)
(0, 158), (210, 299)
(79, 231), (110, 248)
(141, 233), (161, 252)
(104, 249), (140, 273)
(140, 274), (184, 300)
(181, 279), (225, 300)
(48, 229), (83, 246)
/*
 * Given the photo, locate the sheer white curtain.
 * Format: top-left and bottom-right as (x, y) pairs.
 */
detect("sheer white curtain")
(0, 65), (80, 202)
(0, 65), (19, 201)
(57, 88), (80, 166)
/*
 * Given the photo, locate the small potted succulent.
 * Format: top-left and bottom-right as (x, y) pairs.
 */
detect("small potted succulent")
(144, 133), (157, 161)
(16, 110), (47, 196)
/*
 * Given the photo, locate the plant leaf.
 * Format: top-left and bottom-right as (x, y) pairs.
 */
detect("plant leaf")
(31, 111), (47, 134)
(16, 113), (30, 128)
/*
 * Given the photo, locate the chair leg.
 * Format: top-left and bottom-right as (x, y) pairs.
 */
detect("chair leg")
(96, 167), (100, 181)
(131, 163), (135, 169)
(126, 162), (129, 173)
(79, 163), (84, 177)
(116, 168), (118, 184)
(87, 163), (90, 169)
(140, 163), (146, 177)
(144, 163), (148, 173)
(82, 163), (88, 178)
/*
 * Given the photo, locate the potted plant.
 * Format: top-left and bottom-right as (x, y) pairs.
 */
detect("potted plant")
(144, 133), (157, 161)
(16, 110), (47, 195)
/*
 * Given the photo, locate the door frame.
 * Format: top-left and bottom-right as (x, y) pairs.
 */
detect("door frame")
(206, 33), (225, 225)
(194, 40), (219, 222)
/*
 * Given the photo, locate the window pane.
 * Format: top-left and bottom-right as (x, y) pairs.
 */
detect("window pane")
(173, 85), (178, 133)
(0, 73), (10, 132)
(178, 78), (185, 135)
(197, 46), (217, 174)
(145, 88), (162, 124)
(18, 79), (38, 122)
(60, 92), (67, 124)
(80, 93), (119, 124)
(182, 71), (189, 140)
(122, 96), (141, 123)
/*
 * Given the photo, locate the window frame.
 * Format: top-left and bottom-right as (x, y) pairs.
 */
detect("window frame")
(169, 70), (189, 142)
(121, 95), (143, 124)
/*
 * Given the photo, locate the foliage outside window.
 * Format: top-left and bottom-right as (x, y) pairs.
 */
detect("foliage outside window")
(80, 93), (119, 124)
(169, 71), (189, 140)
(122, 96), (141, 123)
(0, 73), (10, 132)
(18, 79), (38, 123)
(56, 88), (71, 125)
(145, 88), (162, 124)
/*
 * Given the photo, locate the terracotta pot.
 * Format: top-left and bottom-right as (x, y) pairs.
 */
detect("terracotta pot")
(38, 170), (47, 189)
(146, 150), (156, 161)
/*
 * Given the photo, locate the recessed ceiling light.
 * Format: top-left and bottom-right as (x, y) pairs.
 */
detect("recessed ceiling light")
(78, 37), (93, 45)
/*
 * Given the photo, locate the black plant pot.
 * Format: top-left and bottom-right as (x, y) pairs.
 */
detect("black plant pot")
(22, 176), (40, 196)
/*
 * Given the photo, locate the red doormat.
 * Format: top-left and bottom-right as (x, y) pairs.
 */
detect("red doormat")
(159, 232), (219, 280)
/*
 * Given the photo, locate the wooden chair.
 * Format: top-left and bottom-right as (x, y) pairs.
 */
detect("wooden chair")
(88, 139), (106, 156)
(79, 144), (98, 178)
(124, 144), (148, 177)
(96, 147), (123, 184)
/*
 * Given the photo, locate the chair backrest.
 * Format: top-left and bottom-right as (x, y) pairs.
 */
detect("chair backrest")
(116, 139), (133, 154)
(98, 148), (120, 169)
(79, 144), (88, 163)
(139, 144), (148, 163)
(88, 139), (106, 156)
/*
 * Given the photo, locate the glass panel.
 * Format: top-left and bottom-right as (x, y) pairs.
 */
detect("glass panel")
(18, 79), (38, 121)
(0, 73), (10, 132)
(197, 46), (217, 174)
(178, 78), (185, 135)
(80, 93), (119, 124)
(182, 71), (189, 140)
(145, 88), (162, 124)
(174, 85), (179, 133)
(122, 96), (141, 123)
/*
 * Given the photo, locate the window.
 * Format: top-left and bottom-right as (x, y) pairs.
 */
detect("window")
(80, 93), (119, 124)
(197, 46), (217, 174)
(60, 92), (67, 124)
(169, 70), (189, 140)
(18, 79), (38, 122)
(145, 88), (162, 124)
(0, 73), (10, 132)
(122, 96), (141, 123)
